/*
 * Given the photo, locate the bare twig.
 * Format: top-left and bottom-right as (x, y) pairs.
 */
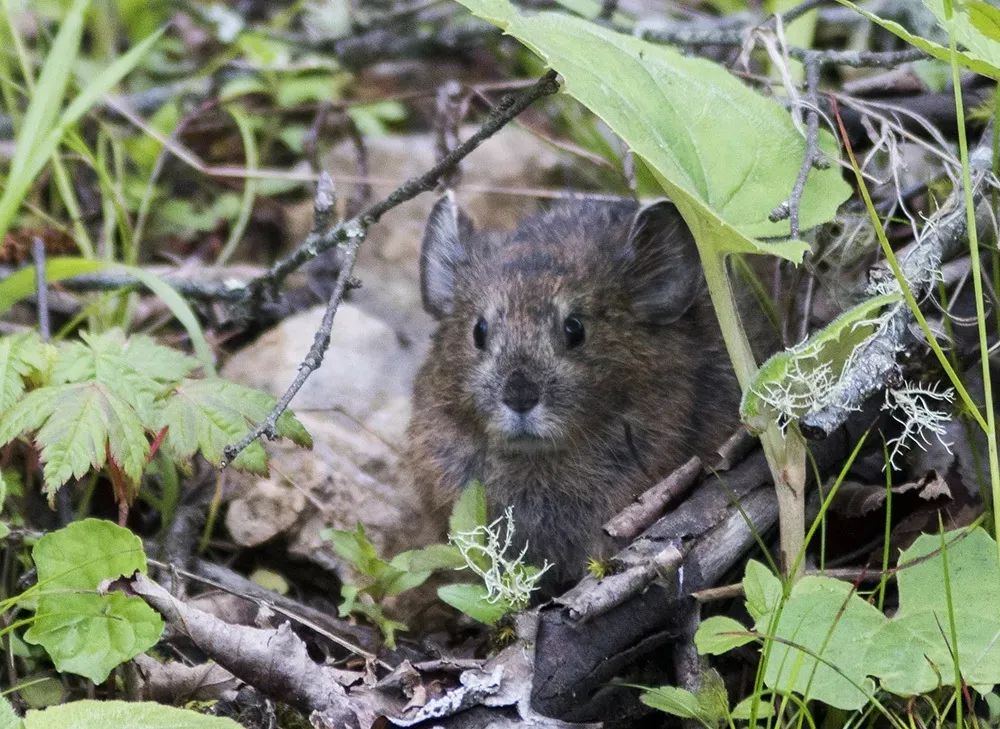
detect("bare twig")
(221, 71), (560, 465)
(604, 456), (702, 540)
(31, 238), (49, 341)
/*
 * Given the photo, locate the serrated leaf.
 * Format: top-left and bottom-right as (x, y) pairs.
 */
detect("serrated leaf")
(695, 616), (755, 655)
(740, 293), (900, 431)
(455, 0), (852, 263)
(23, 700), (242, 729)
(0, 333), (47, 410)
(638, 686), (703, 719)
(743, 559), (783, 621)
(28, 383), (148, 497)
(52, 329), (192, 425)
(158, 378), (310, 472)
(24, 520), (160, 683)
(449, 481), (488, 536)
(437, 583), (510, 625)
(24, 592), (163, 683)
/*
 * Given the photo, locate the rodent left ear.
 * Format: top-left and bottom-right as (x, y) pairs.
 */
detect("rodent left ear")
(625, 199), (702, 325)
(420, 190), (475, 319)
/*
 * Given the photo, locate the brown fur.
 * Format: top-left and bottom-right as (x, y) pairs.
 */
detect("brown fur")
(404, 197), (744, 590)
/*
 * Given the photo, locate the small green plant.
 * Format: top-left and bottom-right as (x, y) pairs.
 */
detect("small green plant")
(0, 695), (242, 728)
(325, 482), (548, 645)
(0, 519), (159, 684)
(642, 527), (1000, 725)
(0, 329), (311, 513)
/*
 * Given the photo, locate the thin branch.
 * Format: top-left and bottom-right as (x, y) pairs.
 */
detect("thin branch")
(221, 71), (560, 466)
(31, 238), (49, 341)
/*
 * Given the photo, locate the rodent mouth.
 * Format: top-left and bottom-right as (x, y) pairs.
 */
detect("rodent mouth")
(495, 432), (558, 454)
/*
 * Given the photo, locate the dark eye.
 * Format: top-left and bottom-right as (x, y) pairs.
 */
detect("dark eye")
(564, 316), (585, 348)
(473, 317), (488, 349)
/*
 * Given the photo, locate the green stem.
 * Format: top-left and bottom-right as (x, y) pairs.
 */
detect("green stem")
(943, 0), (1000, 561)
(700, 251), (805, 576)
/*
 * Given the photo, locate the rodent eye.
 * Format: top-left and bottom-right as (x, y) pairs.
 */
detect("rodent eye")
(564, 316), (585, 349)
(473, 317), (488, 349)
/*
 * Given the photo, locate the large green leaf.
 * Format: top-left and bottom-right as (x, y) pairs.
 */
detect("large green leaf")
(757, 575), (884, 710)
(0, 696), (20, 729)
(455, 0), (852, 262)
(696, 528), (1000, 709)
(866, 528), (1000, 695)
(23, 700), (241, 729)
(24, 592), (164, 684)
(23, 520), (163, 684)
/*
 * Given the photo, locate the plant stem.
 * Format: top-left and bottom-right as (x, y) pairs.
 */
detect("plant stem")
(700, 250), (806, 577)
(943, 0), (1000, 561)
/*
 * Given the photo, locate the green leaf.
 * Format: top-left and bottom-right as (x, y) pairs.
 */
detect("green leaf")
(638, 686), (703, 719)
(455, 0), (852, 262)
(731, 695), (776, 720)
(968, 1), (1000, 42)
(449, 481), (488, 536)
(157, 378), (311, 472)
(437, 583), (509, 625)
(0, 333), (48, 411)
(24, 520), (162, 683)
(24, 592), (164, 684)
(866, 527), (1000, 696)
(0, 696), (21, 729)
(694, 615), (755, 655)
(742, 559), (783, 621)
(328, 524), (382, 576)
(31, 519), (147, 595)
(397, 543), (467, 572)
(756, 575), (885, 710)
(740, 293), (900, 431)
(22, 700), (242, 729)
(842, 1), (1000, 79)
(0, 382), (148, 496)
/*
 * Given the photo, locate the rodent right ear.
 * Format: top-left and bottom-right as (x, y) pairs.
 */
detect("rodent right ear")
(420, 190), (474, 319)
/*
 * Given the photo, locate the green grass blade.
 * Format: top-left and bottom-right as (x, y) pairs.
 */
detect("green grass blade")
(0, 23), (165, 244)
(115, 264), (215, 372)
(0, 257), (105, 314)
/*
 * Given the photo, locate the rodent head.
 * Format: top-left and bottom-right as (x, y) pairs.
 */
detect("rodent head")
(419, 193), (703, 452)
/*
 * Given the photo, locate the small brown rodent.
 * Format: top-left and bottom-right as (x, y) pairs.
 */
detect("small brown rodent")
(405, 194), (744, 590)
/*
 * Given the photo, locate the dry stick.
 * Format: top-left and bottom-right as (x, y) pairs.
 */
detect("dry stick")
(31, 238), (50, 341)
(221, 71), (560, 466)
(800, 128), (997, 439)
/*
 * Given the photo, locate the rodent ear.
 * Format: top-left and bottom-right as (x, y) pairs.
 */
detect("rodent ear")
(421, 190), (474, 319)
(625, 199), (702, 325)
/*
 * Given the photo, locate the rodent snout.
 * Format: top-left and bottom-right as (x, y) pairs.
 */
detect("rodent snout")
(501, 370), (541, 414)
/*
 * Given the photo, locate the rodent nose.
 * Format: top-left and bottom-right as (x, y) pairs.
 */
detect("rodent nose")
(501, 370), (541, 414)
